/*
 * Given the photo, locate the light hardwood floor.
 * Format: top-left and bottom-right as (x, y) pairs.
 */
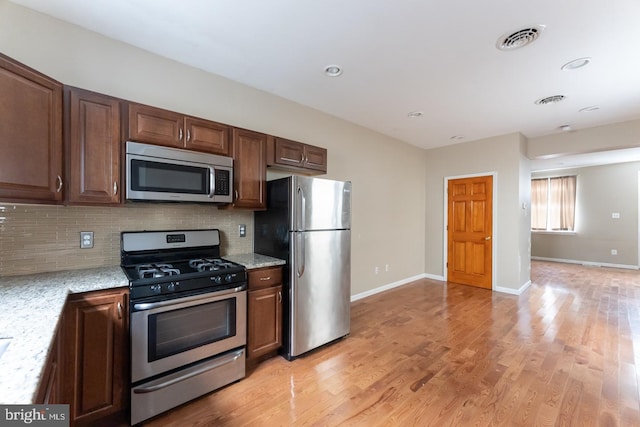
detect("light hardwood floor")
(144, 261), (640, 426)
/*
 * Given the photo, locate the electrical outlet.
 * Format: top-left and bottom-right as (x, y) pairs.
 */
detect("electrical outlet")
(611, 249), (618, 255)
(239, 224), (246, 237)
(612, 212), (621, 219)
(385, 264), (389, 272)
(374, 266), (379, 275)
(80, 231), (94, 249)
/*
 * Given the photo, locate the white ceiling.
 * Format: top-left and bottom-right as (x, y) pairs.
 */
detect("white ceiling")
(8, 0), (640, 155)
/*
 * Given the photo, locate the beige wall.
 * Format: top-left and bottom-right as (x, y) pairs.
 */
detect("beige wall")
(424, 132), (531, 292)
(531, 162), (640, 267)
(528, 119), (640, 159)
(0, 1), (427, 294)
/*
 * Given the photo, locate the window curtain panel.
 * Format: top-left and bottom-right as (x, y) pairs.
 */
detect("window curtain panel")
(549, 176), (576, 230)
(531, 178), (548, 230)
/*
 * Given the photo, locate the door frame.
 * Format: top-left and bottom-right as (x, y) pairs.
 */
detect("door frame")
(443, 171), (498, 289)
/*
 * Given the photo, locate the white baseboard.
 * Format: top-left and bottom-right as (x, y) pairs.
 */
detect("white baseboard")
(531, 256), (639, 270)
(351, 273), (431, 302)
(424, 273), (446, 281)
(494, 280), (531, 296)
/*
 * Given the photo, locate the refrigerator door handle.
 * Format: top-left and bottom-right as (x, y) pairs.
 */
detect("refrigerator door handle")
(296, 232), (306, 278)
(297, 186), (306, 231)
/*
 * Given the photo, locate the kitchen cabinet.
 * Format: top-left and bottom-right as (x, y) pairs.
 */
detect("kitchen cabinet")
(247, 266), (283, 361)
(65, 86), (121, 205)
(267, 136), (327, 174)
(35, 326), (63, 405)
(126, 103), (231, 155)
(0, 53), (63, 203)
(63, 288), (128, 426)
(229, 128), (267, 209)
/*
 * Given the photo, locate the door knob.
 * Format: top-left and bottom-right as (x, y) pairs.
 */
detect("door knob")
(485, 236), (491, 241)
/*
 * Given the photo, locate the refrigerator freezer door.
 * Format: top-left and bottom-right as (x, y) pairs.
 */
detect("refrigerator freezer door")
(289, 229), (351, 357)
(291, 176), (351, 231)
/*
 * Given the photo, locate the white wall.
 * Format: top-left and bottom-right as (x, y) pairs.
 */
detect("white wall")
(0, 1), (427, 294)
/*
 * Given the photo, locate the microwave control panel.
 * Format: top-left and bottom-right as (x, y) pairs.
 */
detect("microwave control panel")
(214, 170), (230, 196)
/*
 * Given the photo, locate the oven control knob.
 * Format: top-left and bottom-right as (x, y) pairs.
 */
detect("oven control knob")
(167, 281), (179, 292)
(212, 276), (223, 284)
(150, 284), (162, 294)
(225, 274), (233, 283)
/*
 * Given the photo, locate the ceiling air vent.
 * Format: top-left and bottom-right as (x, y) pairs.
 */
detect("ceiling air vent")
(497, 25), (545, 51)
(535, 95), (565, 105)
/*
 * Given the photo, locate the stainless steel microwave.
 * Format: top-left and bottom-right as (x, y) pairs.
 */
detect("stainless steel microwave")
(125, 141), (233, 204)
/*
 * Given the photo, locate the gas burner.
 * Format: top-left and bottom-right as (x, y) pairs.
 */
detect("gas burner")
(136, 263), (181, 279)
(189, 258), (236, 272)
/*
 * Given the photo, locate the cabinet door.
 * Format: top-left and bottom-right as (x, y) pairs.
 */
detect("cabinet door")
(127, 103), (183, 148)
(247, 285), (283, 359)
(66, 87), (121, 205)
(231, 128), (266, 209)
(273, 137), (305, 168)
(35, 326), (63, 405)
(185, 117), (230, 156)
(303, 145), (327, 172)
(0, 53), (63, 203)
(63, 289), (127, 425)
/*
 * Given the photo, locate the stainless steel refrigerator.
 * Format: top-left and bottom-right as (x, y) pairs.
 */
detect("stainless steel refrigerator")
(254, 176), (351, 360)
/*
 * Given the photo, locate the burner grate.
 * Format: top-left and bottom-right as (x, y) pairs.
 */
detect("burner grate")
(136, 263), (181, 279)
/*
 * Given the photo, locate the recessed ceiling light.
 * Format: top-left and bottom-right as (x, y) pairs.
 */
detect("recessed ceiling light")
(450, 135), (465, 140)
(407, 111), (423, 118)
(579, 105), (601, 112)
(324, 65), (343, 77)
(496, 25), (545, 51)
(561, 57), (592, 71)
(535, 95), (565, 105)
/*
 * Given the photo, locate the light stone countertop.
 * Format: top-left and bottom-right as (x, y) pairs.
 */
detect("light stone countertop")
(0, 254), (284, 405)
(0, 266), (128, 405)
(225, 253), (286, 270)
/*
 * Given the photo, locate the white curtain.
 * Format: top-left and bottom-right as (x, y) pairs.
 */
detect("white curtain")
(549, 176), (576, 230)
(531, 178), (548, 230)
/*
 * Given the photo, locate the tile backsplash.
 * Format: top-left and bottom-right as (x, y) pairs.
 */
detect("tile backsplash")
(0, 203), (253, 277)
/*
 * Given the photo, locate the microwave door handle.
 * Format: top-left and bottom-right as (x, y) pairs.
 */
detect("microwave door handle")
(208, 166), (215, 198)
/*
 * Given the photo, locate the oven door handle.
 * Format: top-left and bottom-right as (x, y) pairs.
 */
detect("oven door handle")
(133, 286), (245, 310)
(132, 349), (244, 394)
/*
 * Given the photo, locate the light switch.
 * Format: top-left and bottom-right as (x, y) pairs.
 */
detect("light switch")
(612, 212), (620, 219)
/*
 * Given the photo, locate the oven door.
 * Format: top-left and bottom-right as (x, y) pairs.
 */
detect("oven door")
(130, 287), (247, 383)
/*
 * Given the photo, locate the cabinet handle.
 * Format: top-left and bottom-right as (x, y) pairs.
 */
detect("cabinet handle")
(278, 291), (282, 304)
(187, 129), (191, 142)
(300, 153), (304, 163)
(179, 128), (183, 141)
(113, 181), (118, 196)
(259, 276), (271, 281)
(234, 190), (238, 202)
(56, 175), (63, 192)
(117, 302), (123, 320)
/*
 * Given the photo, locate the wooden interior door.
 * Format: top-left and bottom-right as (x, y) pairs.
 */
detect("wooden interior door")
(447, 175), (493, 289)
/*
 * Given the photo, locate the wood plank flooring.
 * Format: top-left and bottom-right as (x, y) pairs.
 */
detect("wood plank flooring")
(144, 261), (640, 426)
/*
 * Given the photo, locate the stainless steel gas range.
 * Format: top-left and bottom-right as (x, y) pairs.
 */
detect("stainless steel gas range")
(121, 229), (247, 425)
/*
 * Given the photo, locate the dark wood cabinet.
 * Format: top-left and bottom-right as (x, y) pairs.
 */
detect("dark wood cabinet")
(268, 137), (327, 174)
(65, 87), (121, 205)
(35, 326), (63, 405)
(63, 288), (128, 426)
(247, 266), (283, 360)
(127, 103), (230, 155)
(230, 128), (267, 209)
(0, 53), (63, 203)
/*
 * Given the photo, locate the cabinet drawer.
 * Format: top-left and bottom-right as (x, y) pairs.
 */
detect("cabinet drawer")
(248, 266), (282, 289)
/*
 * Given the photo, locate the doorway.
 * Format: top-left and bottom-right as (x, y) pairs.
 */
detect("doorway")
(445, 174), (494, 289)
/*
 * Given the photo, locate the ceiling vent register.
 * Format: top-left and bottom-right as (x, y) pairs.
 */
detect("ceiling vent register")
(497, 26), (544, 51)
(535, 95), (565, 105)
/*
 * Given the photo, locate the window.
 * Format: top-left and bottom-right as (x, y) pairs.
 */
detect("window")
(531, 176), (577, 231)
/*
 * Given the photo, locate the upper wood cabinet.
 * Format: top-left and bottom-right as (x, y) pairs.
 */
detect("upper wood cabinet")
(65, 86), (121, 205)
(0, 53), (63, 203)
(267, 137), (327, 174)
(63, 288), (128, 425)
(230, 128), (267, 209)
(126, 103), (231, 156)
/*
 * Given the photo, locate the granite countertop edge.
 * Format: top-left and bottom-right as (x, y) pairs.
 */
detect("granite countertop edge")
(0, 253), (284, 405)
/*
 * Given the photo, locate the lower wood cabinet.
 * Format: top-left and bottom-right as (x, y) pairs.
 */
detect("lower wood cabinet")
(35, 327), (63, 405)
(63, 288), (128, 426)
(247, 266), (283, 361)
